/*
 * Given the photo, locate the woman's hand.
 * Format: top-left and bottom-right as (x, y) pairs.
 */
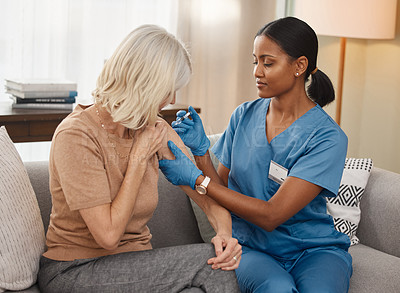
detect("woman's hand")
(130, 122), (167, 163)
(208, 234), (242, 271)
(172, 106), (210, 156)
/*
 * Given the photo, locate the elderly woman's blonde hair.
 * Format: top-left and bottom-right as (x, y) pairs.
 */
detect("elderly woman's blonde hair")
(92, 25), (192, 130)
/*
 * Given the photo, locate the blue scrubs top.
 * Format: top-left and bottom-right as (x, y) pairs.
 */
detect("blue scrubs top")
(212, 98), (350, 260)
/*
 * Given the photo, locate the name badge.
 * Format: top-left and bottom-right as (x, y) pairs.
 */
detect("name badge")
(268, 160), (288, 185)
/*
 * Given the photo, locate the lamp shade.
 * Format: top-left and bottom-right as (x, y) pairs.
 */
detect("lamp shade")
(292, 0), (397, 39)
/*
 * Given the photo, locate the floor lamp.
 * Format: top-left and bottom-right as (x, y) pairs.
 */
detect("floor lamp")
(291, 0), (397, 126)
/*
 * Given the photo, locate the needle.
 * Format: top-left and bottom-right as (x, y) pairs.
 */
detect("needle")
(175, 111), (191, 124)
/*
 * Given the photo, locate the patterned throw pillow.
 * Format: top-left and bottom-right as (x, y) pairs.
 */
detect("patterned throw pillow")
(327, 158), (373, 245)
(0, 126), (46, 292)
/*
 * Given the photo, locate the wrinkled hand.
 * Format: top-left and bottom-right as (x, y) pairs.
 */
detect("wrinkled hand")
(208, 234), (242, 270)
(171, 106), (210, 156)
(158, 141), (203, 189)
(130, 122), (166, 163)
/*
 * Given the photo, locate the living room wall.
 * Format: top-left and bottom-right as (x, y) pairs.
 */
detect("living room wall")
(3, 0), (399, 173)
(182, 1), (400, 174)
(317, 1), (400, 174)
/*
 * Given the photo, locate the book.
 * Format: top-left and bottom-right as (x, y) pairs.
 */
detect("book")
(5, 78), (77, 92)
(11, 96), (76, 104)
(5, 87), (77, 98)
(11, 102), (74, 110)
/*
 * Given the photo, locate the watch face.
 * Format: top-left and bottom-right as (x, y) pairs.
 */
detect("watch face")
(196, 185), (207, 195)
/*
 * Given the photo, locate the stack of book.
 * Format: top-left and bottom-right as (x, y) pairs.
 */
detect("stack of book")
(5, 78), (77, 110)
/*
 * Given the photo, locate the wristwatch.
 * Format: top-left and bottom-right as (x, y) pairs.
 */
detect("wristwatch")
(195, 176), (211, 195)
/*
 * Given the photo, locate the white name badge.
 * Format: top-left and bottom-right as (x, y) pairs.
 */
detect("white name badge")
(268, 160), (288, 185)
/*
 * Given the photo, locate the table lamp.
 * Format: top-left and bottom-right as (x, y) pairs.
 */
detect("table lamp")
(291, 0), (397, 125)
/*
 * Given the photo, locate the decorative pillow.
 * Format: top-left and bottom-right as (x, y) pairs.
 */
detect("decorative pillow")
(327, 158), (373, 245)
(0, 126), (46, 292)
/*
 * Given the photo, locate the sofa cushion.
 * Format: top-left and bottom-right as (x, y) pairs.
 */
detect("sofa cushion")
(147, 170), (203, 249)
(0, 126), (46, 292)
(356, 167), (400, 258)
(327, 158), (373, 245)
(349, 244), (400, 292)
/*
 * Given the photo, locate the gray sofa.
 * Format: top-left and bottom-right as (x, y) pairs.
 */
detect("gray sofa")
(13, 156), (400, 292)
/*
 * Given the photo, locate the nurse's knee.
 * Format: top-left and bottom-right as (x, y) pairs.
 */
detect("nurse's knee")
(238, 274), (298, 293)
(297, 279), (349, 293)
(297, 285), (345, 293)
(254, 279), (298, 293)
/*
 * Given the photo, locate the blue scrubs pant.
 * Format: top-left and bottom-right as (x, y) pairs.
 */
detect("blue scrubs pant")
(236, 246), (352, 293)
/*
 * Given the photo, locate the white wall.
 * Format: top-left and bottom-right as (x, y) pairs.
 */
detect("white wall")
(0, 0), (179, 104)
(14, 141), (52, 162)
(3, 0), (400, 173)
(317, 2), (400, 173)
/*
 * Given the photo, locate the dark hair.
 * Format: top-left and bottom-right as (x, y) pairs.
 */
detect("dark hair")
(256, 17), (334, 107)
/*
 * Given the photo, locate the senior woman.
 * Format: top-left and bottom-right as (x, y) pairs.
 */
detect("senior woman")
(38, 25), (241, 293)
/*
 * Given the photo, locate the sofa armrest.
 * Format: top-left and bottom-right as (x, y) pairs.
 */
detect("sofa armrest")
(357, 167), (400, 258)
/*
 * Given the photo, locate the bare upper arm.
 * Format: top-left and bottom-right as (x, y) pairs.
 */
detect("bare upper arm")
(156, 119), (209, 205)
(157, 118), (193, 161)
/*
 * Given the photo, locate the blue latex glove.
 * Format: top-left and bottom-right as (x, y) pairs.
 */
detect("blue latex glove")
(171, 106), (210, 156)
(159, 141), (203, 190)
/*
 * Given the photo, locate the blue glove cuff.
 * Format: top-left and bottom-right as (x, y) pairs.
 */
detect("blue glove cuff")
(190, 169), (204, 190)
(191, 136), (210, 157)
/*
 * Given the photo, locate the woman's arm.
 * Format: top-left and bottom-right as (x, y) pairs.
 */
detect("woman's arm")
(158, 138), (321, 267)
(158, 121), (232, 232)
(193, 154), (322, 232)
(79, 124), (166, 250)
(180, 184), (241, 270)
(193, 151), (227, 187)
(158, 121), (241, 270)
(161, 140), (323, 233)
(195, 174), (322, 232)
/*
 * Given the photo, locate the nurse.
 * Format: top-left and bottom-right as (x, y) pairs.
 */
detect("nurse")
(159, 17), (352, 293)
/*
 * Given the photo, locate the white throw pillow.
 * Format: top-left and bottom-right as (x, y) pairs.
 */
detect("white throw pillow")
(0, 126), (46, 292)
(327, 158), (373, 245)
